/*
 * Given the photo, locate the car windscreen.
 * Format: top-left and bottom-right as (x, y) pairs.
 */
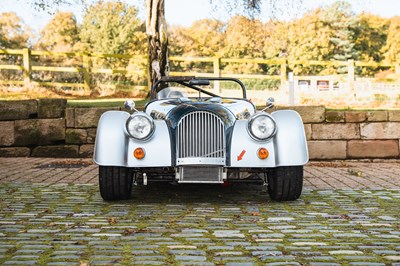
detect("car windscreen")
(157, 79), (245, 99)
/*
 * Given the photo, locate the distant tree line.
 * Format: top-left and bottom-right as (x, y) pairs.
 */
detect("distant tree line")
(1, 0), (400, 76)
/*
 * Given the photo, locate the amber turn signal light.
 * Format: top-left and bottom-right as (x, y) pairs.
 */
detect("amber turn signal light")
(134, 148), (145, 160)
(257, 148), (269, 159)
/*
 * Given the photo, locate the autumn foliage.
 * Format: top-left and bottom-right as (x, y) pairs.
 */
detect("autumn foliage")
(0, 0), (399, 77)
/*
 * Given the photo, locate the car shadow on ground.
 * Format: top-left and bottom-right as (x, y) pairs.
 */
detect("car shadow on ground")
(121, 182), (274, 204)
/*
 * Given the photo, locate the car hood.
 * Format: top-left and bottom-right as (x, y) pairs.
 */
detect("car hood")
(145, 98), (255, 126)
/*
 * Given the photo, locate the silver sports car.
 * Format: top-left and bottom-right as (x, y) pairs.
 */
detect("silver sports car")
(94, 76), (308, 201)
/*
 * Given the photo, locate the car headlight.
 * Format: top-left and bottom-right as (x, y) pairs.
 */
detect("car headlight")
(126, 113), (155, 140)
(247, 113), (277, 141)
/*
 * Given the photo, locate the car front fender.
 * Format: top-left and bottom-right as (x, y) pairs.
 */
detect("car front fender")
(229, 120), (276, 168)
(229, 110), (308, 168)
(271, 110), (309, 166)
(94, 111), (172, 167)
(94, 111), (130, 166)
(126, 120), (172, 167)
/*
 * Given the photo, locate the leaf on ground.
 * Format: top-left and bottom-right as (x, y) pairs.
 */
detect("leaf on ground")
(123, 228), (149, 236)
(340, 214), (352, 220)
(347, 168), (363, 177)
(123, 228), (135, 236)
(107, 217), (117, 225)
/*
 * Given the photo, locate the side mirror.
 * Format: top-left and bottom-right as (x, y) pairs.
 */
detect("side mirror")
(266, 97), (274, 108)
(259, 97), (275, 112)
(124, 99), (138, 112)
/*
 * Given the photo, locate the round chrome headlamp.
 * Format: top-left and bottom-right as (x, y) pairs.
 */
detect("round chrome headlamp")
(247, 113), (277, 141)
(126, 113), (155, 141)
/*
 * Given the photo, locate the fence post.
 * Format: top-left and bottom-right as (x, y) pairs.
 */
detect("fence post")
(288, 72), (294, 106)
(213, 57), (221, 93)
(348, 59), (355, 93)
(280, 59), (287, 85)
(22, 48), (31, 88)
(82, 53), (91, 92)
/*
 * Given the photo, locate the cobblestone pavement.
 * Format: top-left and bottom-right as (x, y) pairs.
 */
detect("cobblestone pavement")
(0, 158), (399, 265)
(1, 158), (400, 189)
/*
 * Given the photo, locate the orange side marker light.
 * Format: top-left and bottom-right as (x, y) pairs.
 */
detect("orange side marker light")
(134, 148), (145, 160)
(257, 148), (269, 160)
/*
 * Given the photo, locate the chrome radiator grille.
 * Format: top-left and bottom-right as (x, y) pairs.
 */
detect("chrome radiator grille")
(176, 111), (225, 165)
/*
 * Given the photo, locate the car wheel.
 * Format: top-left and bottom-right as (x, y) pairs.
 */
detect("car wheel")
(99, 166), (133, 201)
(267, 166), (303, 201)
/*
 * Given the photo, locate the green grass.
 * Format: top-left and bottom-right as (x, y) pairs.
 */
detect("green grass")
(67, 98), (148, 109)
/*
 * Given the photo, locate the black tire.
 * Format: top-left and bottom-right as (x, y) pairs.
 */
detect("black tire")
(99, 166), (133, 201)
(267, 166), (303, 201)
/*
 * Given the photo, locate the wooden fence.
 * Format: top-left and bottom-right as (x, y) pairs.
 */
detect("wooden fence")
(0, 48), (399, 92)
(0, 48), (148, 92)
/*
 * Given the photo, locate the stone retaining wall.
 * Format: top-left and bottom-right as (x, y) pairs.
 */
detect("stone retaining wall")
(1, 99), (400, 159)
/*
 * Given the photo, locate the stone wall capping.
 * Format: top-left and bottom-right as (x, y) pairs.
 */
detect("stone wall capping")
(38, 98), (67, 118)
(366, 110), (388, 122)
(388, 110), (400, 121)
(0, 100), (37, 121)
(345, 111), (366, 123)
(276, 105), (325, 123)
(325, 111), (345, 123)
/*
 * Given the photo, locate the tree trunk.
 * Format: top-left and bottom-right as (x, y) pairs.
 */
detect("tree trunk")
(146, 0), (169, 90)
